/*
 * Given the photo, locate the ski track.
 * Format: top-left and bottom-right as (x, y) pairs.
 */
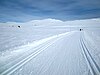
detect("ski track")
(0, 32), (74, 75)
(0, 31), (100, 75)
(80, 33), (100, 75)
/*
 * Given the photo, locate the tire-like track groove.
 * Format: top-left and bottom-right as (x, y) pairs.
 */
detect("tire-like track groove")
(80, 34), (100, 75)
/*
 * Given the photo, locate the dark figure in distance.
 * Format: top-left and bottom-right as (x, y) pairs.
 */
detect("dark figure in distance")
(80, 29), (83, 31)
(18, 26), (21, 28)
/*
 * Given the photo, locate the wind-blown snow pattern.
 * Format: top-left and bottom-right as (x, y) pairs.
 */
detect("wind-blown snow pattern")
(0, 25), (100, 75)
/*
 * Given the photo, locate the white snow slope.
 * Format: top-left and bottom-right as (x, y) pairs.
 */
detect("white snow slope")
(0, 25), (100, 75)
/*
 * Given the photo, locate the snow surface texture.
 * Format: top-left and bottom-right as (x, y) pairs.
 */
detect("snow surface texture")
(0, 25), (100, 75)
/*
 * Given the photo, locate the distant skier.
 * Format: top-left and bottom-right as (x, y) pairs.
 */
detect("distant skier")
(80, 29), (83, 31)
(80, 29), (82, 31)
(18, 26), (21, 28)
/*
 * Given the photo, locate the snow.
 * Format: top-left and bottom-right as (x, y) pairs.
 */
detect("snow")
(0, 18), (100, 27)
(0, 19), (100, 75)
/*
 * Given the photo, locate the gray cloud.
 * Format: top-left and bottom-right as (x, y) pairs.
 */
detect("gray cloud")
(0, 0), (100, 22)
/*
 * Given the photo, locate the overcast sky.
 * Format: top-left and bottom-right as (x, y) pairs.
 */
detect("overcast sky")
(0, 0), (100, 22)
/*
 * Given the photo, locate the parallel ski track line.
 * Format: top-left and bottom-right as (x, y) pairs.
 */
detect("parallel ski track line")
(0, 38), (53, 73)
(0, 40), (57, 75)
(0, 32), (68, 75)
(80, 34), (100, 75)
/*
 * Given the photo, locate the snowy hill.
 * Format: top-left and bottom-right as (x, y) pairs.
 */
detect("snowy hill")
(0, 18), (100, 75)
